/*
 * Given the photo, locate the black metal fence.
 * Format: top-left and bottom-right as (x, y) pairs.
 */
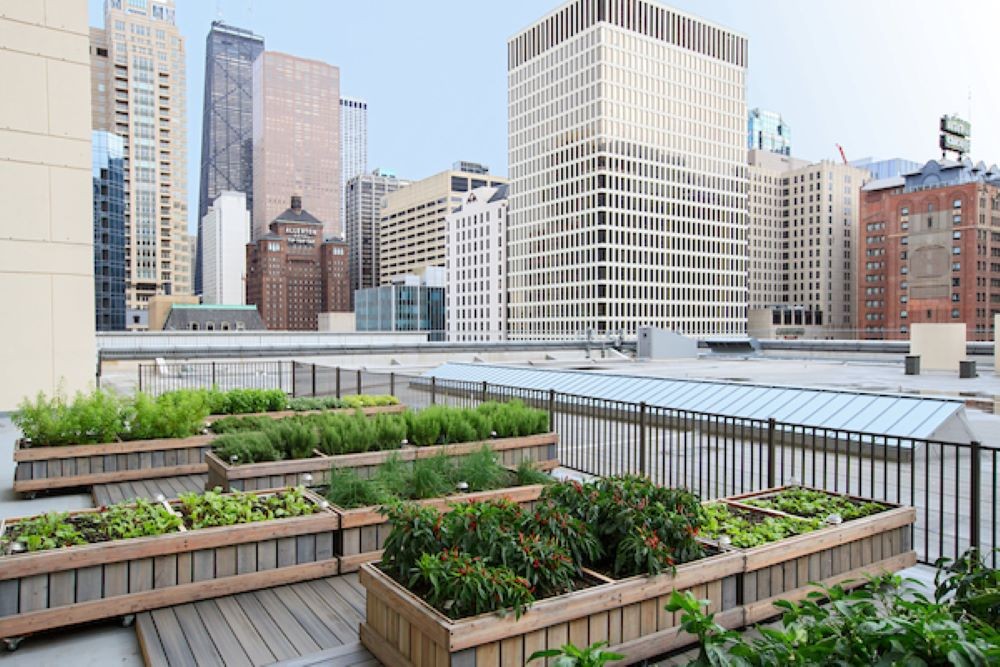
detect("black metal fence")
(137, 360), (293, 395)
(143, 359), (999, 567)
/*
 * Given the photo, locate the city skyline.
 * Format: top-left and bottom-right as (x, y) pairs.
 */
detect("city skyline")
(86, 0), (1000, 237)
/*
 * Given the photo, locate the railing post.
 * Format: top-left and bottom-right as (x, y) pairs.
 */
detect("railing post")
(211, 361), (217, 388)
(137, 364), (142, 393)
(356, 369), (362, 395)
(481, 381), (488, 404)
(547, 389), (555, 431)
(767, 417), (777, 489)
(335, 367), (341, 399)
(390, 372), (396, 397)
(639, 402), (648, 477)
(970, 440), (982, 552)
(310, 364), (316, 398)
(431, 376), (437, 405)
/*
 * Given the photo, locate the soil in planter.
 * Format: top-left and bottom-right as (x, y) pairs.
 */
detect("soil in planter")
(701, 502), (821, 549)
(743, 487), (889, 522)
(1, 498), (183, 554)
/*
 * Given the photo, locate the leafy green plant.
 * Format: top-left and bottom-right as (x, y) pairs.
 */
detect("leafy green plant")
(340, 394), (399, 408)
(413, 549), (535, 619)
(13, 388), (127, 445)
(525, 500), (602, 566)
(265, 420), (319, 459)
(700, 502), (820, 549)
(408, 407), (444, 446)
(177, 487), (315, 529)
(408, 454), (455, 499)
(209, 414), (275, 434)
(212, 431), (281, 464)
(935, 547), (1000, 627)
(2, 512), (89, 552)
(372, 453), (410, 499)
(454, 446), (509, 492)
(528, 641), (624, 667)
(100, 498), (183, 540)
(668, 573), (1000, 667)
(380, 502), (445, 580)
(745, 487), (887, 521)
(516, 459), (554, 486)
(126, 390), (209, 441)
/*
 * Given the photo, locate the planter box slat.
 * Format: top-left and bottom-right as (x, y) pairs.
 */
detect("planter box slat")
(14, 435), (216, 461)
(14, 463), (208, 494)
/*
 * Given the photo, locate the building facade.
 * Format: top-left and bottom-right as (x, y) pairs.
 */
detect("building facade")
(0, 2), (97, 409)
(355, 272), (446, 340)
(91, 0), (191, 329)
(747, 108), (791, 156)
(202, 191), (250, 305)
(252, 51), (340, 240)
(246, 197), (349, 330)
(747, 150), (868, 339)
(446, 185), (509, 342)
(507, 0), (749, 339)
(379, 164), (506, 284)
(344, 168), (410, 304)
(93, 130), (127, 331)
(858, 159), (1000, 341)
(195, 21), (263, 294)
(340, 97), (368, 216)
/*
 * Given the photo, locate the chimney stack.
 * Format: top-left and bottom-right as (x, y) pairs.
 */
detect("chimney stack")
(290, 195), (302, 213)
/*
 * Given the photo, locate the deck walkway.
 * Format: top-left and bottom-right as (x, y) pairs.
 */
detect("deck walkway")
(92, 474), (207, 505)
(135, 573), (373, 667)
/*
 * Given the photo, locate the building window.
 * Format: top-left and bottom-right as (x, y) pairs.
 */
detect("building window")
(953, 199), (962, 208)
(900, 310), (908, 319)
(952, 309), (960, 318)
(953, 231), (962, 239)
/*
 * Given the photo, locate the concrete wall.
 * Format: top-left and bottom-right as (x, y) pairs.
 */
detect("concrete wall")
(910, 323), (966, 371)
(318, 311), (356, 332)
(0, 1), (96, 410)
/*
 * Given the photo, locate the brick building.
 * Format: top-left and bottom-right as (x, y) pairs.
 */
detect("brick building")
(858, 159), (1000, 341)
(246, 196), (349, 330)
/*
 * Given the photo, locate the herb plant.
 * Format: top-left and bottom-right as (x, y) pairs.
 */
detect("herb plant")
(528, 641), (624, 667)
(177, 487), (316, 529)
(700, 502), (820, 549)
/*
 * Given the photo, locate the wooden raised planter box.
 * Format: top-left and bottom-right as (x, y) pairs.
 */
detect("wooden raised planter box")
(12, 404), (407, 497)
(0, 489), (340, 642)
(337, 481), (550, 574)
(206, 432), (559, 492)
(360, 548), (744, 667)
(359, 487), (917, 667)
(719, 486), (917, 626)
(13, 435), (214, 497)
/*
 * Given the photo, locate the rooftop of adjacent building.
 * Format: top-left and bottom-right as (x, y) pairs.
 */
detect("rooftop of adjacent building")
(863, 157), (1000, 193)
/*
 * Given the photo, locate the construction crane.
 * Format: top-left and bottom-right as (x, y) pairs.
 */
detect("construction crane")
(835, 144), (848, 165)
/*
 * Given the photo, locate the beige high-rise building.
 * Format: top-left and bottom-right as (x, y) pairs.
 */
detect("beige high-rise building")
(0, 1), (96, 409)
(508, 0), (749, 340)
(379, 164), (507, 284)
(252, 51), (340, 240)
(91, 0), (190, 329)
(747, 149), (869, 339)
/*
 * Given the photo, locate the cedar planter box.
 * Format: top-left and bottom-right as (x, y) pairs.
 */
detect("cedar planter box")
(202, 402), (406, 424)
(337, 482), (550, 574)
(13, 435), (214, 497)
(719, 486), (917, 625)
(12, 404), (407, 497)
(0, 489), (340, 643)
(206, 432), (559, 492)
(360, 548), (745, 667)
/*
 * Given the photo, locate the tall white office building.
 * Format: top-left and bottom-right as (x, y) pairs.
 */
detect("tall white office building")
(507, 0), (749, 339)
(344, 169), (410, 305)
(340, 97), (368, 220)
(201, 191), (250, 305)
(446, 185), (509, 342)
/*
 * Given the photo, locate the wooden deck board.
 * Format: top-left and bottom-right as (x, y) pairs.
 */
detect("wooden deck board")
(135, 574), (371, 667)
(92, 474), (207, 505)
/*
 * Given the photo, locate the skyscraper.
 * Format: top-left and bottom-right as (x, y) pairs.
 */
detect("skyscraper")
(344, 169), (410, 305)
(0, 2), (96, 409)
(747, 108), (791, 156)
(507, 0), (749, 339)
(195, 21), (263, 295)
(91, 0), (190, 329)
(378, 164), (506, 284)
(252, 51), (340, 240)
(202, 191), (250, 305)
(92, 131), (127, 331)
(340, 97), (368, 216)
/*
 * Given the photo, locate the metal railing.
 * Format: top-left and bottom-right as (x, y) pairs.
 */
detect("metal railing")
(144, 359), (999, 567)
(137, 360), (293, 395)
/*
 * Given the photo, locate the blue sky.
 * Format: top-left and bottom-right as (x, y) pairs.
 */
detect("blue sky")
(88, 0), (1000, 234)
